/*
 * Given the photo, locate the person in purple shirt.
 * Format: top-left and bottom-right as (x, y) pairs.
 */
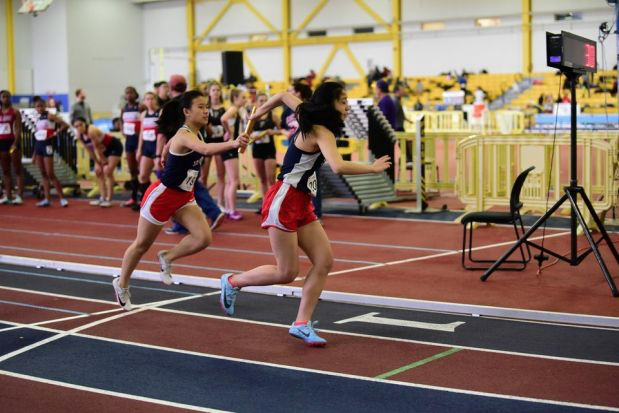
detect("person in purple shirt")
(375, 79), (396, 129)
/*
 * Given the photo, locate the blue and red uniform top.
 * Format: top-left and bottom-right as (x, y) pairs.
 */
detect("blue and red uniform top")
(122, 103), (141, 136)
(160, 125), (205, 192)
(34, 111), (55, 141)
(277, 130), (324, 196)
(142, 109), (160, 142)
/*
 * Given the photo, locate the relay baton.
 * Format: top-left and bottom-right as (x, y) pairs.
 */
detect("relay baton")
(238, 106), (257, 154)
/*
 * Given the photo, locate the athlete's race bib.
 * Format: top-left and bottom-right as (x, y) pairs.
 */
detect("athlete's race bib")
(45, 144), (54, 156)
(211, 125), (224, 137)
(0, 123), (11, 135)
(123, 122), (136, 136)
(179, 169), (199, 192)
(254, 135), (270, 145)
(35, 130), (48, 141)
(143, 129), (156, 141)
(307, 172), (317, 197)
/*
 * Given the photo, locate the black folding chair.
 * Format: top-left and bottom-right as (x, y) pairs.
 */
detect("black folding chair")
(461, 166), (535, 271)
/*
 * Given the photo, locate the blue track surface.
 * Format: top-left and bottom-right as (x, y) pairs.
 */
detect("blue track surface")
(0, 329), (605, 413)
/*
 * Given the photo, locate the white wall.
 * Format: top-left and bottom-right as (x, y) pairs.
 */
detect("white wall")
(30, 0), (69, 96)
(66, 0), (144, 113)
(141, 0), (617, 84)
(6, 0), (615, 102)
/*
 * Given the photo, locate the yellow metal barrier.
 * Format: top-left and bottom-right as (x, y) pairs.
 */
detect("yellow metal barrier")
(404, 110), (525, 135)
(456, 133), (618, 224)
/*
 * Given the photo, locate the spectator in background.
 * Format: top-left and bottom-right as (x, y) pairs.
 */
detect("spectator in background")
(474, 86), (486, 103)
(154, 81), (170, 108)
(393, 85), (412, 132)
(414, 80), (424, 96)
(70, 88), (93, 124)
(169, 75), (187, 99)
(110, 117), (122, 132)
(375, 79), (396, 129)
(414, 100), (424, 111)
(281, 82), (312, 140)
(46, 97), (62, 113)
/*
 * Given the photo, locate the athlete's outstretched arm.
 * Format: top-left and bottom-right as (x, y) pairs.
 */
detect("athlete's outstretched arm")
(315, 125), (391, 175)
(251, 92), (302, 120)
(173, 130), (249, 156)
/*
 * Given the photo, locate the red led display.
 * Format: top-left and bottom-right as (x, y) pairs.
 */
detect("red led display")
(584, 43), (595, 68)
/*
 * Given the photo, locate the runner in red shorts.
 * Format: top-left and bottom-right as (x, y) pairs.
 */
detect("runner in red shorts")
(113, 90), (248, 310)
(219, 82), (391, 346)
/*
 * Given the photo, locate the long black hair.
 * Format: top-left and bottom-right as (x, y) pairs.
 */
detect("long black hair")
(296, 81), (345, 137)
(157, 89), (204, 140)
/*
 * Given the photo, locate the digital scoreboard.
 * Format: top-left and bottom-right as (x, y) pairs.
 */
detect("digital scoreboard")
(546, 31), (597, 73)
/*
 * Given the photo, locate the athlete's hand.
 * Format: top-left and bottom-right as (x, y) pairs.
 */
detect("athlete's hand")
(371, 155), (392, 173)
(235, 132), (250, 149)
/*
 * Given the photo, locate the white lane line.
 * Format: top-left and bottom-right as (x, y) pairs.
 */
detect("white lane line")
(0, 370), (229, 413)
(1, 288), (617, 367)
(325, 231), (571, 277)
(0, 285), (116, 305)
(151, 306), (619, 367)
(0, 299), (89, 315)
(0, 227), (380, 265)
(0, 245), (240, 273)
(7, 321), (618, 412)
(0, 291), (216, 364)
(1, 214), (461, 253)
(0, 307), (123, 333)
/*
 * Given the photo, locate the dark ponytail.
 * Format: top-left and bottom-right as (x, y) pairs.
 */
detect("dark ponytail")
(157, 89), (204, 139)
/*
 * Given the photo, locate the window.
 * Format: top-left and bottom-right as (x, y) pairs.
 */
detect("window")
(475, 17), (501, 28)
(421, 21), (445, 31)
(354, 27), (374, 34)
(554, 12), (582, 21)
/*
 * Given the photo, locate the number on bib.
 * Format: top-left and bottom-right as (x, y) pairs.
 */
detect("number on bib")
(35, 130), (48, 141)
(307, 172), (317, 196)
(123, 123), (136, 136)
(179, 169), (199, 192)
(45, 145), (53, 155)
(0, 123), (11, 135)
(143, 129), (156, 141)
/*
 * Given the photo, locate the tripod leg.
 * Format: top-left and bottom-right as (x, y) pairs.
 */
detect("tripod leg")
(481, 193), (569, 281)
(578, 189), (619, 263)
(566, 190), (619, 297)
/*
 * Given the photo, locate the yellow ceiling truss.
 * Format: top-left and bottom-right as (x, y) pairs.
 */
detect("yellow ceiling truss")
(186, 0), (402, 87)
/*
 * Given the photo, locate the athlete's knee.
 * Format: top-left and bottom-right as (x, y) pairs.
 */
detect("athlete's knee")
(133, 239), (152, 255)
(277, 265), (299, 283)
(193, 230), (212, 249)
(315, 252), (334, 274)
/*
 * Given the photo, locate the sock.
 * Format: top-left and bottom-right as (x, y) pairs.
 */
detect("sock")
(294, 320), (308, 326)
(130, 178), (139, 201)
(138, 182), (150, 201)
(227, 275), (238, 289)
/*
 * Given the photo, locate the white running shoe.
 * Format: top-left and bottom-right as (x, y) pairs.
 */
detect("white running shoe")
(0, 196), (11, 205)
(12, 195), (23, 205)
(89, 198), (103, 206)
(210, 211), (225, 231)
(99, 200), (112, 208)
(158, 250), (173, 285)
(112, 278), (132, 311)
(36, 199), (50, 207)
(59, 198), (69, 207)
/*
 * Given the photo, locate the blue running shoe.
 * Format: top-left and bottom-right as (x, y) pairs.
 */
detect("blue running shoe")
(220, 273), (239, 316)
(289, 321), (327, 347)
